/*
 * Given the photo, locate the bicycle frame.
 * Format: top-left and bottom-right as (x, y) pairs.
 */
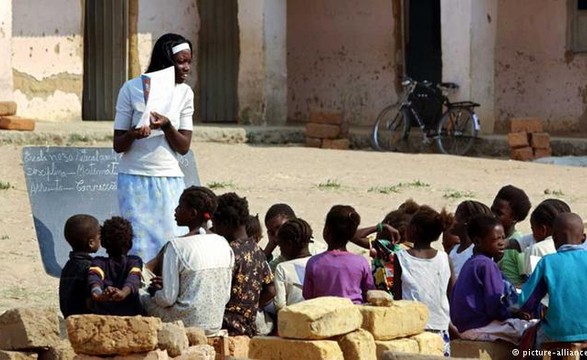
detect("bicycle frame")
(397, 79), (441, 143)
(372, 76), (481, 155)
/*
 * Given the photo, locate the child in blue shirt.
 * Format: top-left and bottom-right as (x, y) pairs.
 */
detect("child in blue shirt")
(518, 213), (587, 349)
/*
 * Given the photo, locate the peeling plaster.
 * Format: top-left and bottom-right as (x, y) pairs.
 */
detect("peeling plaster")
(13, 69), (82, 100)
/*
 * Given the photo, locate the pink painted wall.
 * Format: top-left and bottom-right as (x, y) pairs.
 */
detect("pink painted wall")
(287, 0), (398, 126)
(495, 0), (587, 134)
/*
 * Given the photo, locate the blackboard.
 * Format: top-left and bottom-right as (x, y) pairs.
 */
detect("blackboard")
(22, 147), (200, 277)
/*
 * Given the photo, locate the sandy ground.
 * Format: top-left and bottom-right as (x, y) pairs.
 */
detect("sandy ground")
(1, 141), (587, 314)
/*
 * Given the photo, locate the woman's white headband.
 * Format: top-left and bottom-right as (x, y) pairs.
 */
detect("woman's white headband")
(171, 43), (190, 55)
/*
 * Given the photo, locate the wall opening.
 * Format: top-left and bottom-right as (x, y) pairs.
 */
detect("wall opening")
(404, 0), (441, 83)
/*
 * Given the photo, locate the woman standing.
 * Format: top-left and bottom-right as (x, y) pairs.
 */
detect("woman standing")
(113, 33), (194, 262)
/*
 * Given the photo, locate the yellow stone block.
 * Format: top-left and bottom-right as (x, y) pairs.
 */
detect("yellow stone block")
(249, 336), (343, 360)
(375, 339), (419, 359)
(359, 301), (428, 340)
(336, 329), (376, 360)
(411, 332), (444, 356)
(278, 297), (362, 340)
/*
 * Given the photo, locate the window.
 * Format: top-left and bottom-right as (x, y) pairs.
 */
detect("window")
(570, 0), (587, 52)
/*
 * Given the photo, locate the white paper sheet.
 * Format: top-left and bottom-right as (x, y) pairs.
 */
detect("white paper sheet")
(136, 66), (175, 128)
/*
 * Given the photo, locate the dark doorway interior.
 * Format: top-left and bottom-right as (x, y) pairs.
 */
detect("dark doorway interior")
(404, 0), (441, 83)
(198, 0), (240, 123)
(82, 0), (129, 120)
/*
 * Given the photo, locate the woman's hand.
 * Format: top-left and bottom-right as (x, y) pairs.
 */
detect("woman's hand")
(130, 125), (151, 139)
(150, 111), (171, 130)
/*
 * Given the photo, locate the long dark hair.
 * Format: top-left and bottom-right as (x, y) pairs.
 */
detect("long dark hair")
(146, 33), (192, 73)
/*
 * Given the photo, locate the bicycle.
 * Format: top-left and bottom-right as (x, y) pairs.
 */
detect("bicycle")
(371, 77), (481, 156)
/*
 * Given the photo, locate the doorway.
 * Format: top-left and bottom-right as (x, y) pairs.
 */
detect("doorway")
(404, 0), (441, 83)
(198, 0), (239, 123)
(82, 0), (128, 120)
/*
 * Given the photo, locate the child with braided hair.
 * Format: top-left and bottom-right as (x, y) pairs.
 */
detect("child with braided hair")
(447, 200), (493, 279)
(393, 205), (455, 356)
(303, 205), (375, 304)
(142, 186), (234, 335)
(273, 218), (314, 311)
(523, 198), (571, 276)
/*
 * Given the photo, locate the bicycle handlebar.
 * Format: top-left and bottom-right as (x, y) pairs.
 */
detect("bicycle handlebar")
(401, 77), (459, 90)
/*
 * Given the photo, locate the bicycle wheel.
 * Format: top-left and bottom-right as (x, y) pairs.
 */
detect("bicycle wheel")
(371, 105), (410, 151)
(436, 107), (478, 156)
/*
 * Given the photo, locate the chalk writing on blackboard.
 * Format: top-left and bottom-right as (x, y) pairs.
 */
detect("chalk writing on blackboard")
(23, 146), (200, 277)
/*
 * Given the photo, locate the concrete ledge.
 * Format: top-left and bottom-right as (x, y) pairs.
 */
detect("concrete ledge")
(0, 122), (305, 147)
(1, 121), (586, 159)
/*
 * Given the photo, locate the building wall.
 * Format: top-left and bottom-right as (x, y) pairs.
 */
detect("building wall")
(11, 0), (83, 121)
(137, 0), (199, 89)
(0, 1), (13, 100)
(238, 0), (265, 124)
(287, 0), (397, 126)
(442, 0), (498, 134)
(495, 0), (587, 134)
(10, 0), (199, 122)
(263, 0), (287, 124)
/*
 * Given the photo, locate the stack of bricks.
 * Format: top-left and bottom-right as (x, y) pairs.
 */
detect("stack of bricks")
(248, 293), (445, 360)
(0, 101), (35, 131)
(0, 307), (222, 360)
(305, 112), (350, 150)
(66, 315), (216, 359)
(508, 117), (551, 161)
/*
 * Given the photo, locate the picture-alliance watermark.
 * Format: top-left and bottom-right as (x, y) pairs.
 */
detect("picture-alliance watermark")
(512, 348), (587, 357)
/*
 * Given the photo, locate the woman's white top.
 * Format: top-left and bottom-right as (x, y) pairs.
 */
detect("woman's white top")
(114, 78), (194, 177)
(449, 244), (474, 279)
(396, 250), (451, 330)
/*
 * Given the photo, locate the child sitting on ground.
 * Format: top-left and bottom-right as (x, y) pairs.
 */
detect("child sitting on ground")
(447, 200), (493, 279)
(523, 199), (571, 277)
(351, 199), (418, 250)
(303, 205), (375, 304)
(490, 185), (532, 286)
(263, 203), (297, 271)
(214, 192), (275, 337)
(88, 216), (143, 316)
(142, 186), (234, 334)
(450, 214), (534, 345)
(393, 205), (454, 356)
(491, 185), (532, 250)
(349, 200), (417, 295)
(59, 214), (101, 318)
(518, 213), (587, 351)
(246, 214), (263, 244)
(273, 218), (313, 311)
